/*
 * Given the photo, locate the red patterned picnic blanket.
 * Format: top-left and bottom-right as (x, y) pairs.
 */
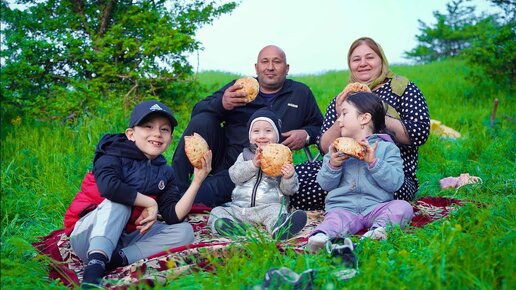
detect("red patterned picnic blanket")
(33, 197), (464, 289)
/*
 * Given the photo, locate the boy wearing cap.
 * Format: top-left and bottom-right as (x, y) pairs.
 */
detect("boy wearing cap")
(207, 108), (307, 240)
(63, 100), (212, 288)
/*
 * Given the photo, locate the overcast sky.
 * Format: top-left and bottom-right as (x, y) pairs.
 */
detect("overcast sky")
(187, 0), (500, 76)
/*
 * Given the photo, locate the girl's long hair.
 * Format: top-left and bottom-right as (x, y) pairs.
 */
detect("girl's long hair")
(346, 92), (395, 138)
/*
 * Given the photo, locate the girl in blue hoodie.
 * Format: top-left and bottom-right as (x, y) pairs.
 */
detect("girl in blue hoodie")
(307, 92), (413, 252)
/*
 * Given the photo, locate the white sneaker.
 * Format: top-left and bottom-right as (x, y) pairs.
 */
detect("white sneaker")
(361, 227), (387, 241)
(307, 232), (328, 252)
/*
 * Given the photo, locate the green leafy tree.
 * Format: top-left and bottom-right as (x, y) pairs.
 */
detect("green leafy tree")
(404, 0), (480, 63)
(461, 1), (515, 88)
(0, 0), (236, 121)
(405, 0), (515, 89)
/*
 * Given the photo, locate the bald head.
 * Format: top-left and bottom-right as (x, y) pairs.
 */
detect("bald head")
(255, 45), (290, 94)
(257, 45), (287, 63)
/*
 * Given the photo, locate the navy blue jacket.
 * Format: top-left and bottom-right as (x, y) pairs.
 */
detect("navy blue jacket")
(92, 134), (181, 224)
(192, 79), (323, 161)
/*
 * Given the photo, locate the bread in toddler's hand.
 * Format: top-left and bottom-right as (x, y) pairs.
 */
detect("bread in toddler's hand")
(235, 77), (259, 102)
(333, 137), (366, 160)
(184, 133), (209, 169)
(258, 143), (292, 176)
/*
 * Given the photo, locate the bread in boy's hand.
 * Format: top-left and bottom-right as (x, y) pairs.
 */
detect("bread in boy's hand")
(333, 137), (366, 160)
(235, 77), (259, 102)
(184, 133), (209, 169)
(259, 143), (292, 176)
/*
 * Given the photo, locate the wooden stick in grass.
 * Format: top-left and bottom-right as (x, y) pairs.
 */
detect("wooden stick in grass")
(490, 98), (499, 128)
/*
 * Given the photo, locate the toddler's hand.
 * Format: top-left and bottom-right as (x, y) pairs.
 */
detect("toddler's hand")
(281, 163), (295, 179)
(253, 147), (262, 167)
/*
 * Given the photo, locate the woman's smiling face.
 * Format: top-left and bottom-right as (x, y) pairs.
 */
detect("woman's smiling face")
(349, 43), (382, 83)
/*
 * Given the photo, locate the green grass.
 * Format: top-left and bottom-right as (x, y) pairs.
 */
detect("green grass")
(1, 59), (515, 289)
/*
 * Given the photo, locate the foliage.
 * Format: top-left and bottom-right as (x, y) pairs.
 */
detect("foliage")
(462, 15), (515, 89)
(1, 60), (515, 289)
(405, 0), (515, 89)
(0, 0), (237, 123)
(405, 0), (480, 63)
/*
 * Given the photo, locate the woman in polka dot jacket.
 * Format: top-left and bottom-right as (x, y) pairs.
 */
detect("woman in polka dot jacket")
(291, 37), (430, 210)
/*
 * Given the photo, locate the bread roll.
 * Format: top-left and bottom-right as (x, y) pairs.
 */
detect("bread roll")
(342, 82), (371, 97)
(336, 82), (372, 109)
(235, 77), (259, 102)
(184, 133), (209, 169)
(259, 143), (292, 176)
(333, 137), (365, 160)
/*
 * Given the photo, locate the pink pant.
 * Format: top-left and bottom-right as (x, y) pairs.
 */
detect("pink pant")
(311, 200), (413, 238)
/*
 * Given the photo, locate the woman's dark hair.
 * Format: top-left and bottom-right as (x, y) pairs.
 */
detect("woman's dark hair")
(345, 92), (393, 136)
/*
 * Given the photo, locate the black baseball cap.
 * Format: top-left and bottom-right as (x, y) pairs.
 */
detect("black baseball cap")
(129, 100), (178, 128)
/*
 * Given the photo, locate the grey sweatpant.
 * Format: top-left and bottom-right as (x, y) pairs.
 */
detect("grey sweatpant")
(208, 203), (289, 234)
(70, 199), (194, 265)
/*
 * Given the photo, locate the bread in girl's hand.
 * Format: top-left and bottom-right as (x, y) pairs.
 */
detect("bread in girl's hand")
(235, 77), (259, 102)
(333, 137), (366, 160)
(184, 133), (209, 169)
(259, 143), (292, 176)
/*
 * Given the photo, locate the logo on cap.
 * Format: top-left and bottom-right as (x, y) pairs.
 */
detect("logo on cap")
(149, 104), (164, 111)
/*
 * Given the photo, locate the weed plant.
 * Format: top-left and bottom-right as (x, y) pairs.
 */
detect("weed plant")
(1, 59), (514, 289)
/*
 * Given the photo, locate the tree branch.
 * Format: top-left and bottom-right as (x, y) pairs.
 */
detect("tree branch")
(71, 0), (92, 35)
(98, 0), (116, 37)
